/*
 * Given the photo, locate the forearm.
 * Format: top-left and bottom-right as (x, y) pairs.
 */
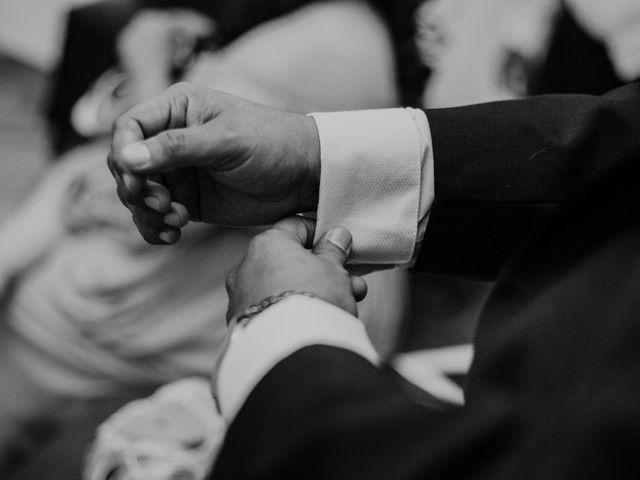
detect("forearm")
(415, 82), (640, 277)
(429, 83), (640, 204)
(312, 83), (640, 277)
(212, 345), (452, 479)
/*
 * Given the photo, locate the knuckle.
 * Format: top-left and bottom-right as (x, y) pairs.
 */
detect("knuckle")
(336, 265), (349, 277)
(216, 118), (242, 152)
(169, 81), (194, 95)
(254, 230), (276, 245)
(112, 114), (129, 130)
(158, 130), (186, 156)
(246, 232), (274, 256)
(112, 115), (136, 136)
(324, 260), (348, 279)
(256, 230), (287, 248)
(245, 238), (262, 256)
(319, 243), (346, 260)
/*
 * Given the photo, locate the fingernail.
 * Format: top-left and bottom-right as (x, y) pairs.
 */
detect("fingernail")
(144, 196), (161, 211)
(121, 143), (151, 169)
(325, 227), (352, 254)
(164, 211), (182, 227)
(159, 230), (176, 243)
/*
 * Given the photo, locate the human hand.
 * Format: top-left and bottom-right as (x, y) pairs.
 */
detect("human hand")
(211, 217), (368, 408)
(225, 217), (367, 320)
(108, 83), (320, 244)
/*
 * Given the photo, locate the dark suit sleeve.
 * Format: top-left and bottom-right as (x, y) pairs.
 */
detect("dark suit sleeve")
(209, 346), (492, 480)
(415, 82), (640, 279)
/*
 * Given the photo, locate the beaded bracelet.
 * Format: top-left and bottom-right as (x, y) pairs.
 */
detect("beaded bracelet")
(229, 290), (318, 328)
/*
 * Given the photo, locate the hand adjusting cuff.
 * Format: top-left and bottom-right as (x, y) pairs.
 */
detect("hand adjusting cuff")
(229, 291), (318, 328)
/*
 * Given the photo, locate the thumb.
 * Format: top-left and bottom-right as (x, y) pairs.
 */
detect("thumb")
(312, 226), (352, 267)
(118, 124), (222, 174)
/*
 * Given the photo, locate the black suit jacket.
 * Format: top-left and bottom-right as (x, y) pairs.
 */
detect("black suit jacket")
(210, 82), (640, 479)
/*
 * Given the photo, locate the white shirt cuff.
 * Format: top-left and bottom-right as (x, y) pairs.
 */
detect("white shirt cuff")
(216, 295), (379, 422)
(310, 108), (434, 264)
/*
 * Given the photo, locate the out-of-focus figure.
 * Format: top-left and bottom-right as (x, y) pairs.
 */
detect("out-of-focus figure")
(0, 1), (427, 476)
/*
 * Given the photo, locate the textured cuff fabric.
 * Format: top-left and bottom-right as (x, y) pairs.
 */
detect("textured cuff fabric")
(216, 295), (379, 422)
(310, 108), (427, 264)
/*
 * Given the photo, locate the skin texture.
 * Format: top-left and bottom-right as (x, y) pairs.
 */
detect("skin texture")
(225, 217), (367, 320)
(211, 216), (367, 401)
(108, 83), (320, 244)
(109, 83), (369, 316)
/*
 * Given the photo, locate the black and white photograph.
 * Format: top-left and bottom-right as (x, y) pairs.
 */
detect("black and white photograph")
(0, 0), (639, 478)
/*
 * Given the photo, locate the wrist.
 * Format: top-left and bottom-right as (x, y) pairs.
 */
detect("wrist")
(229, 290), (318, 327)
(216, 294), (379, 420)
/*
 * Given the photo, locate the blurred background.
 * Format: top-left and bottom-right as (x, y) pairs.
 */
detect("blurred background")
(0, 0), (86, 220)
(0, 0), (537, 223)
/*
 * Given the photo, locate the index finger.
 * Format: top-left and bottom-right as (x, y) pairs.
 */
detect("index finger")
(269, 216), (317, 248)
(109, 83), (206, 171)
(109, 86), (190, 195)
(110, 90), (182, 162)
